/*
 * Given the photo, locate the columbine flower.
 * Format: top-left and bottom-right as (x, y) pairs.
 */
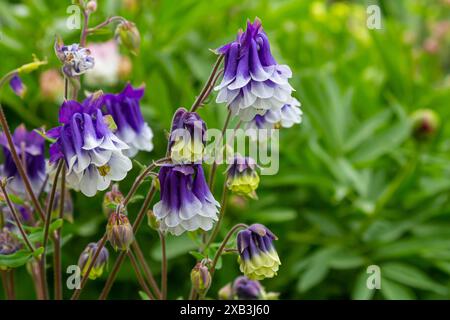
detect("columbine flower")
(47, 99), (132, 197)
(106, 212), (134, 251)
(226, 155), (259, 199)
(153, 164), (219, 236)
(85, 41), (121, 87)
(9, 74), (27, 98)
(102, 84), (154, 157)
(191, 262), (211, 295)
(168, 108), (206, 164)
(246, 97), (302, 131)
(0, 125), (46, 196)
(215, 18), (294, 121)
(78, 242), (109, 280)
(55, 42), (95, 77)
(232, 276), (263, 300)
(237, 224), (281, 280)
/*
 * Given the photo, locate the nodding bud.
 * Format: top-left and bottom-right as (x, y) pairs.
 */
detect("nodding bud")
(9, 74), (27, 99)
(103, 184), (124, 217)
(86, 0), (97, 13)
(190, 262), (211, 295)
(106, 212), (134, 251)
(115, 21), (141, 56)
(78, 242), (109, 280)
(147, 210), (160, 230)
(218, 283), (233, 300)
(411, 109), (440, 142)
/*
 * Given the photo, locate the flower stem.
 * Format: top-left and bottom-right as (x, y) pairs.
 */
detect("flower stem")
(0, 71), (46, 222)
(203, 184), (228, 251)
(99, 185), (157, 300)
(70, 233), (107, 300)
(201, 223), (247, 299)
(131, 241), (162, 299)
(127, 250), (155, 300)
(208, 109), (232, 189)
(159, 231), (167, 300)
(0, 182), (35, 253)
(87, 16), (126, 34)
(190, 54), (224, 112)
(53, 164), (66, 300)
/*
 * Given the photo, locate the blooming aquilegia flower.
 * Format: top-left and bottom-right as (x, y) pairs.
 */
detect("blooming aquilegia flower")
(9, 73), (27, 98)
(215, 18), (295, 121)
(47, 99), (132, 197)
(237, 224), (281, 280)
(0, 125), (46, 196)
(246, 97), (302, 131)
(153, 164), (219, 236)
(168, 108), (206, 164)
(226, 155), (259, 199)
(102, 83), (154, 157)
(78, 242), (109, 280)
(55, 43), (95, 77)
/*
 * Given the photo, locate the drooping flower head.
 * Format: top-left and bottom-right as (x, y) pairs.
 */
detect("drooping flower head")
(78, 242), (109, 280)
(168, 108), (206, 164)
(55, 42), (95, 77)
(0, 125), (46, 196)
(9, 73), (27, 98)
(47, 99), (132, 197)
(232, 276), (263, 300)
(237, 224), (281, 280)
(246, 97), (302, 131)
(106, 212), (134, 251)
(226, 155), (259, 199)
(215, 18), (294, 121)
(190, 261), (211, 295)
(153, 164), (219, 236)
(102, 83), (154, 157)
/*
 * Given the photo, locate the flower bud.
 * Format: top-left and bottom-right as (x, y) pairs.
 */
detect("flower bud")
(106, 212), (134, 251)
(411, 109), (440, 142)
(115, 21), (141, 56)
(190, 262), (211, 295)
(9, 74), (27, 98)
(218, 283), (233, 300)
(226, 155), (260, 199)
(102, 184), (124, 217)
(232, 276), (263, 300)
(78, 242), (109, 280)
(86, 0), (97, 13)
(147, 210), (160, 230)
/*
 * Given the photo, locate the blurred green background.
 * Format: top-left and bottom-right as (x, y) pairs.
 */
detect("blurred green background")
(1, 0), (450, 299)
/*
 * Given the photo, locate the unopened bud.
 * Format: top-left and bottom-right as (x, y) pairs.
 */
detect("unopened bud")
(103, 184), (124, 217)
(78, 242), (109, 280)
(106, 212), (134, 251)
(218, 283), (233, 300)
(115, 21), (141, 56)
(86, 0), (97, 13)
(190, 262), (211, 295)
(147, 210), (160, 230)
(411, 109), (440, 142)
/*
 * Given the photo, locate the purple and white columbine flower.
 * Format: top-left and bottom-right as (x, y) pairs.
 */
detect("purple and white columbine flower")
(215, 18), (294, 121)
(102, 83), (153, 157)
(237, 224), (281, 280)
(0, 125), (46, 196)
(153, 164), (219, 236)
(232, 276), (263, 300)
(48, 99), (132, 197)
(168, 108), (206, 164)
(55, 43), (95, 77)
(246, 97), (302, 131)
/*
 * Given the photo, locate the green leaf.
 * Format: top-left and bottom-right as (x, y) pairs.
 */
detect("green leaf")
(381, 277), (415, 300)
(382, 262), (447, 295)
(138, 291), (151, 300)
(0, 249), (35, 269)
(351, 271), (375, 300)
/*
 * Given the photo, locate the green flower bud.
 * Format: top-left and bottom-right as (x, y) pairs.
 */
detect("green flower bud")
(115, 21), (141, 56)
(102, 184), (124, 217)
(190, 262), (211, 295)
(411, 109), (440, 142)
(147, 210), (160, 230)
(106, 212), (134, 251)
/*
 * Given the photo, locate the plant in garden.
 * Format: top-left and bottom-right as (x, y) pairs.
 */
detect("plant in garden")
(0, 0), (302, 300)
